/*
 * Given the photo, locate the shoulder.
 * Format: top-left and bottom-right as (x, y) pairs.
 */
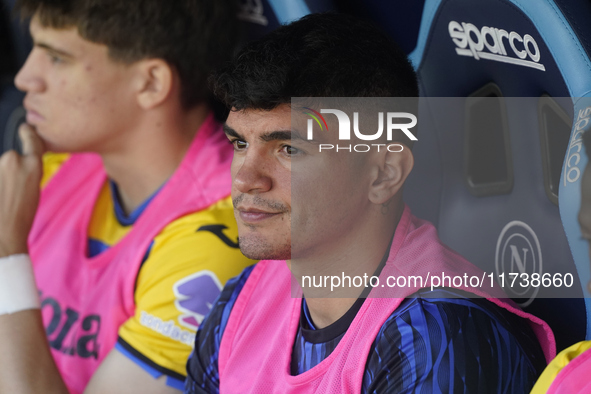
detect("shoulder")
(198, 264), (257, 342)
(136, 196), (255, 291)
(185, 265), (256, 393)
(119, 196), (256, 383)
(363, 288), (546, 393)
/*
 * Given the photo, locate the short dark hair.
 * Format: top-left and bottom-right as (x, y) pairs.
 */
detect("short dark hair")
(15, 0), (239, 108)
(211, 12), (418, 111)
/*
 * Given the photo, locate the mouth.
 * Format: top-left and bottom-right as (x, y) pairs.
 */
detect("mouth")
(23, 101), (45, 125)
(236, 206), (282, 224)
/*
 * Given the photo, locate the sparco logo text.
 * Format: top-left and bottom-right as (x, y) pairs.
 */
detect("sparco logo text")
(448, 21), (545, 71)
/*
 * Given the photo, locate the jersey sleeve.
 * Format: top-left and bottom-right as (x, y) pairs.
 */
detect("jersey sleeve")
(117, 197), (256, 389)
(362, 289), (547, 394)
(530, 340), (591, 393)
(184, 265), (255, 394)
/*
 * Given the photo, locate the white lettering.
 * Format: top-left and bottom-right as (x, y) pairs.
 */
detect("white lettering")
(321, 109), (351, 140)
(524, 34), (540, 62)
(464, 22), (484, 59)
(509, 32), (527, 59)
(564, 106), (591, 186)
(353, 112), (383, 140)
(354, 144), (371, 152)
(482, 26), (500, 54)
(387, 113), (418, 141)
(449, 21), (467, 48)
(495, 28), (509, 55)
(387, 144), (404, 152)
(448, 21), (545, 71)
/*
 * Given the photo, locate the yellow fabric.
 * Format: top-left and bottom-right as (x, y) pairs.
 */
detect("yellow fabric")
(41, 152), (70, 188)
(118, 196), (255, 376)
(87, 183), (133, 244)
(531, 340), (591, 393)
(40, 154), (255, 378)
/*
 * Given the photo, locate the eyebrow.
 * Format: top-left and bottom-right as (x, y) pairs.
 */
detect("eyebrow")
(223, 124), (305, 142)
(35, 42), (75, 59)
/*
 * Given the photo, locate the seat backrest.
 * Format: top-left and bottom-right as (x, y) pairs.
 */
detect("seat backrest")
(238, 0), (335, 42)
(404, 0), (591, 351)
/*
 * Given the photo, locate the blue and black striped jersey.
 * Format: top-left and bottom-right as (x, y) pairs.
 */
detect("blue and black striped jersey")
(186, 269), (546, 393)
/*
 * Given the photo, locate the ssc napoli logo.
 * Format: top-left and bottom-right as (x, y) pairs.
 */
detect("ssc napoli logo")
(173, 271), (222, 330)
(495, 221), (542, 307)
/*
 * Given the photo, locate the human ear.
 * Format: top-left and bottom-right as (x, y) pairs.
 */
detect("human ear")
(368, 144), (414, 205)
(134, 59), (174, 110)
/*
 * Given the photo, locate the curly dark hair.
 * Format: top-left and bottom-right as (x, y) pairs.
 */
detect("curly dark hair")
(15, 0), (239, 108)
(211, 12), (418, 111)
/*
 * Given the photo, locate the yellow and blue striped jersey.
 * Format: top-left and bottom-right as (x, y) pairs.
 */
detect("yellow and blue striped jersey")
(41, 152), (255, 389)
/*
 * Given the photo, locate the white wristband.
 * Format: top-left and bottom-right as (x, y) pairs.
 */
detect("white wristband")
(0, 254), (40, 315)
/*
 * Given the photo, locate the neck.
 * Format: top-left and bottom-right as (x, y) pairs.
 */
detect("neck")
(100, 102), (209, 214)
(290, 200), (404, 329)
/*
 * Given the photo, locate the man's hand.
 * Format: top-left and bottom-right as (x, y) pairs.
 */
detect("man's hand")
(0, 124), (45, 257)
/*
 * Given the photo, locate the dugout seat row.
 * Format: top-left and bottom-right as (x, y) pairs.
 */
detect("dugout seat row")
(3, 0), (591, 354)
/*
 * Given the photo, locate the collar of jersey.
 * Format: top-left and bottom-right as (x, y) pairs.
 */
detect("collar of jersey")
(110, 180), (163, 226)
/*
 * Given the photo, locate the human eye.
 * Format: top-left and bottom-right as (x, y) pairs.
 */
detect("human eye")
(47, 53), (63, 65)
(281, 145), (303, 156)
(230, 139), (248, 151)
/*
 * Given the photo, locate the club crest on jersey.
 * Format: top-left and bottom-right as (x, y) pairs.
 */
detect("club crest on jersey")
(173, 271), (223, 330)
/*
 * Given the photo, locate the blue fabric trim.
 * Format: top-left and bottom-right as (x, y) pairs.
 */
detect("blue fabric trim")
(88, 238), (110, 258)
(266, 0), (310, 25)
(110, 180), (160, 226)
(408, 0), (443, 69)
(141, 240), (155, 264)
(115, 342), (162, 379)
(165, 376), (186, 390)
(510, 0), (591, 98)
(219, 265), (256, 335)
(115, 342), (185, 389)
(302, 299), (316, 330)
(560, 95), (591, 339)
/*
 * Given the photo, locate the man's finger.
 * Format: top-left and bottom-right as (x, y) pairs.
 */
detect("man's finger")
(18, 124), (45, 158)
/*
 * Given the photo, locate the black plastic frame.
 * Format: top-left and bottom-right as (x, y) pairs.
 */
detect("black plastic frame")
(463, 83), (514, 197)
(537, 94), (572, 205)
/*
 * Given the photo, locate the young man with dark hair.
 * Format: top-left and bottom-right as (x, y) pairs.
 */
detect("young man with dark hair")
(186, 13), (555, 393)
(0, 0), (254, 393)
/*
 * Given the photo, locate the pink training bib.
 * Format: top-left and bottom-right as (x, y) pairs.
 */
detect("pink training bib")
(547, 346), (591, 393)
(218, 206), (556, 394)
(28, 114), (232, 393)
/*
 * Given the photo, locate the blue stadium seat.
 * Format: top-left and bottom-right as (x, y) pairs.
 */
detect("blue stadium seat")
(404, 0), (591, 351)
(238, 0), (335, 42)
(336, 0), (425, 55)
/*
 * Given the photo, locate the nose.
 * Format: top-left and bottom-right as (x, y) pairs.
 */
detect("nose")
(14, 50), (46, 93)
(233, 150), (273, 195)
